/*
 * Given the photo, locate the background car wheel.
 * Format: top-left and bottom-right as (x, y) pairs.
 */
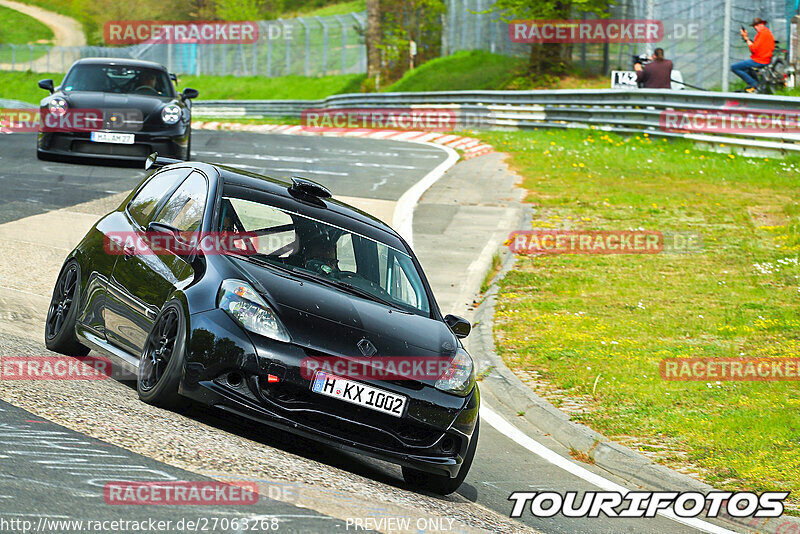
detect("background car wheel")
(137, 301), (189, 409)
(185, 134), (192, 161)
(402, 418), (479, 495)
(44, 260), (90, 356)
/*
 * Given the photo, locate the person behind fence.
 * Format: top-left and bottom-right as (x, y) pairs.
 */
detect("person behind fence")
(731, 17), (775, 93)
(633, 48), (673, 89)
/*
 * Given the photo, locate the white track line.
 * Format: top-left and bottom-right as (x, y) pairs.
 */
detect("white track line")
(480, 404), (737, 533)
(392, 142), (459, 249)
(390, 140), (736, 534)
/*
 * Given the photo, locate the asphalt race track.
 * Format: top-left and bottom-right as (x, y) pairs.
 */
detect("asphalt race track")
(0, 130), (710, 533)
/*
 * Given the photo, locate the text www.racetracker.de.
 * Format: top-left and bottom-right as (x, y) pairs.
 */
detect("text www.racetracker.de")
(0, 516), (282, 532)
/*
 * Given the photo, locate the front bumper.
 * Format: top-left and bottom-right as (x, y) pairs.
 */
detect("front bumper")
(37, 127), (189, 162)
(180, 308), (480, 477)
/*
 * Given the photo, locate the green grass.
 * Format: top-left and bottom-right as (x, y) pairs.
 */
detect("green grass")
(0, 5), (54, 63)
(480, 128), (800, 511)
(284, 0), (365, 17)
(11, 0), (97, 44)
(0, 71), (61, 104)
(0, 5), (53, 45)
(385, 50), (525, 92)
(176, 73), (364, 100)
(0, 71), (364, 104)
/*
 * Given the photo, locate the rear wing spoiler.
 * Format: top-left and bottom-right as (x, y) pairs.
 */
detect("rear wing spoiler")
(145, 152), (183, 171)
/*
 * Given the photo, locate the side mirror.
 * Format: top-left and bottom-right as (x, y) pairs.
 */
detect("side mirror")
(38, 79), (54, 93)
(181, 88), (199, 100)
(444, 314), (471, 339)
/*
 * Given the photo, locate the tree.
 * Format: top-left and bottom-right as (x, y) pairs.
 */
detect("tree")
(366, 0), (382, 80)
(493, 0), (612, 78)
(374, 0), (445, 83)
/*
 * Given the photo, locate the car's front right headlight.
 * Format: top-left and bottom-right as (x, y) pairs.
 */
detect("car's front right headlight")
(435, 348), (475, 396)
(48, 97), (68, 116)
(217, 280), (290, 343)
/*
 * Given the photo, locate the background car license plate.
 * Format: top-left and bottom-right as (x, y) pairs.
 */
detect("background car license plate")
(91, 131), (134, 144)
(311, 371), (407, 418)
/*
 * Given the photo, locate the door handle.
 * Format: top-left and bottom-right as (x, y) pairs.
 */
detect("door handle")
(122, 245), (136, 259)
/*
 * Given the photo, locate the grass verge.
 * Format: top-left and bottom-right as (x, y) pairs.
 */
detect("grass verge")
(176, 73), (364, 101)
(0, 71), (365, 104)
(477, 128), (800, 511)
(0, 71), (62, 104)
(0, 5), (53, 63)
(385, 51), (524, 92)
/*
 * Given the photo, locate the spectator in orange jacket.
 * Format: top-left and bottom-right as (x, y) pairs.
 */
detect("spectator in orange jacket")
(731, 17), (775, 92)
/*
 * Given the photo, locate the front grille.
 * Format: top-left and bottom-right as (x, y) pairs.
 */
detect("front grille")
(72, 140), (150, 157)
(255, 377), (443, 451)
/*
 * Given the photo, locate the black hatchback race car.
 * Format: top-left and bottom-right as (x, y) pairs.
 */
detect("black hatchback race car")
(44, 155), (480, 495)
(37, 58), (198, 162)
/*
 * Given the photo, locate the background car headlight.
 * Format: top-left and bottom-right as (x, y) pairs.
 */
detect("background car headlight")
(217, 280), (290, 342)
(435, 348), (475, 396)
(161, 104), (181, 125)
(48, 98), (68, 117)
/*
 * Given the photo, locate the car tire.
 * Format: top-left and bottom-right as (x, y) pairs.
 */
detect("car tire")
(137, 301), (189, 409)
(44, 260), (91, 356)
(402, 418), (479, 496)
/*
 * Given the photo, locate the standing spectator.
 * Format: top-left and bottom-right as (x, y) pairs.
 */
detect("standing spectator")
(731, 17), (775, 93)
(634, 48), (673, 89)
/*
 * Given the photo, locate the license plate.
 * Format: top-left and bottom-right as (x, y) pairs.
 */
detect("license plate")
(91, 131), (134, 144)
(311, 371), (407, 418)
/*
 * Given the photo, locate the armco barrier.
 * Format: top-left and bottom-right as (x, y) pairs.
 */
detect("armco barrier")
(192, 89), (800, 154)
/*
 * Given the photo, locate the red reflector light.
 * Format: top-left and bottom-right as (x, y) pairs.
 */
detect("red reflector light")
(267, 374), (280, 383)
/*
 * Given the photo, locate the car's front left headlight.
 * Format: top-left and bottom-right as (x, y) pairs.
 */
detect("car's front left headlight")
(435, 348), (475, 396)
(217, 280), (290, 343)
(161, 104), (182, 125)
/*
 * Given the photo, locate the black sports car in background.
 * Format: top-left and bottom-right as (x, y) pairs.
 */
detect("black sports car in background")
(37, 58), (198, 162)
(44, 156), (480, 495)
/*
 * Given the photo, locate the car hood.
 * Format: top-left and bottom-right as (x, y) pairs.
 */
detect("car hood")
(58, 91), (173, 120)
(228, 256), (457, 359)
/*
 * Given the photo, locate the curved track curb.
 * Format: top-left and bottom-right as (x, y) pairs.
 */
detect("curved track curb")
(193, 121), (494, 159)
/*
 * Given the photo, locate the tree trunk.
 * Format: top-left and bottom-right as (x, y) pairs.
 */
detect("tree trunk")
(366, 0), (382, 78)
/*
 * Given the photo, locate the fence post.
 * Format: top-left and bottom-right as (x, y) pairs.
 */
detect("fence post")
(791, 15), (800, 88)
(267, 25), (272, 76)
(352, 13), (366, 72)
(336, 15), (347, 74)
(29, 44), (33, 71)
(721, 0), (732, 92)
(298, 17), (310, 76)
(316, 16), (328, 75)
(279, 19), (290, 75)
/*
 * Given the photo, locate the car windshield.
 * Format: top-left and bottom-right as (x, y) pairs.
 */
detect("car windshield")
(218, 195), (432, 316)
(62, 64), (174, 97)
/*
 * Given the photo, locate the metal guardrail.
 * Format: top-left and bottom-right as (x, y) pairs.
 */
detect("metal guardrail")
(192, 89), (800, 154)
